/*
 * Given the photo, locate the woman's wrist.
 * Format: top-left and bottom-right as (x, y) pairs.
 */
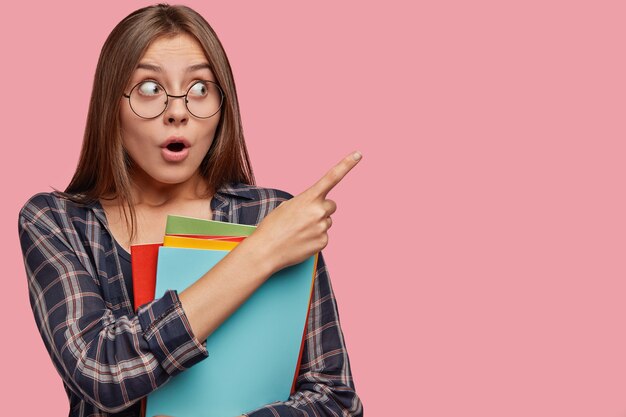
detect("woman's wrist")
(236, 233), (280, 277)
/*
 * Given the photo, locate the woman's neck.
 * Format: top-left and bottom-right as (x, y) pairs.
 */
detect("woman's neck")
(128, 170), (212, 208)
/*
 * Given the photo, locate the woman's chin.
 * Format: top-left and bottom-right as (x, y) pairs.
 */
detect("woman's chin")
(152, 173), (200, 187)
(132, 165), (203, 189)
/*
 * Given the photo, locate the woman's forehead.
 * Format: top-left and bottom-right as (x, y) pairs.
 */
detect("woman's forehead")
(138, 34), (209, 70)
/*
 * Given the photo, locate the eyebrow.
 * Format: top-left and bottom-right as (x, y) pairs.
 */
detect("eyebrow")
(136, 62), (212, 73)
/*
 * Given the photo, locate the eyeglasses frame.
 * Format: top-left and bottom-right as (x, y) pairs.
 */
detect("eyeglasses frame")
(122, 79), (224, 119)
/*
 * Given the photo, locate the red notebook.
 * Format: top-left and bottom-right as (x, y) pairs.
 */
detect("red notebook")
(130, 242), (163, 417)
(130, 243), (162, 311)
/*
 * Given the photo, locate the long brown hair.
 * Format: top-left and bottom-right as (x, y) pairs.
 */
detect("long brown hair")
(64, 4), (255, 239)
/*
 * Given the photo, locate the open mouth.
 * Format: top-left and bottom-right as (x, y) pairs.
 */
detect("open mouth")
(166, 142), (186, 152)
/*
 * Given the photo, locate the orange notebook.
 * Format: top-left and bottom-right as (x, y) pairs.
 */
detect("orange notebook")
(163, 235), (240, 251)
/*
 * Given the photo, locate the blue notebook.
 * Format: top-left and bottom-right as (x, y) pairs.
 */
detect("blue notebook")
(146, 247), (316, 417)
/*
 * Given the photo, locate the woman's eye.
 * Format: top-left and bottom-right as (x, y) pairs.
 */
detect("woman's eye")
(189, 81), (208, 97)
(137, 81), (162, 96)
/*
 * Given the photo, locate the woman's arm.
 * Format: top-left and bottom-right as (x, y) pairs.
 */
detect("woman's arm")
(19, 196), (208, 413)
(20, 152), (361, 414)
(243, 252), (363, 417)
(179, 152), (361, 344)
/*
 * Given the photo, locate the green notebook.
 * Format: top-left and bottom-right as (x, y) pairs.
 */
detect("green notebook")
(165, 214), (256, 236)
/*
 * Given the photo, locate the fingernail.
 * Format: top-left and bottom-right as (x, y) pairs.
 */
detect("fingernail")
(352, 151), (362, 161)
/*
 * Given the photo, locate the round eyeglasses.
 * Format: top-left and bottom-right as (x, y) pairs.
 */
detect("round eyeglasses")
(123, 80), (224, 119)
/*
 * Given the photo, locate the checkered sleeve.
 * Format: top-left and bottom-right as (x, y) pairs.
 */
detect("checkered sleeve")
(245, 252), (363, 417)
(18, 195), (208, 414)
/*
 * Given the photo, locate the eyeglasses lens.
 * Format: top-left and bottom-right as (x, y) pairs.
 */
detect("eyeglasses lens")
(129, 81), (223, 119)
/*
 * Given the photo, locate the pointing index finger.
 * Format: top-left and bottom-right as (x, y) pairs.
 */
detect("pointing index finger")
(310, 151), (362, 199)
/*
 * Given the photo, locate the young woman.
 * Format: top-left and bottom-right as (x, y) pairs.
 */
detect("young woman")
(18, 4), (362, 417)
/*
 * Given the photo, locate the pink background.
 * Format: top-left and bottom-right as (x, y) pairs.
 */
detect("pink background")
(2, 1), (626, 416)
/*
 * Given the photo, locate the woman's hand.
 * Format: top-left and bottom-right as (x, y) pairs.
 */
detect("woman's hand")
(249, 151), (362, 275)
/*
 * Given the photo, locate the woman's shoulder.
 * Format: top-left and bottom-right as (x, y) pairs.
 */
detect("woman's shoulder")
(18, 191), (97, 229)
(217, 182), (295, 202)
(217, 183), (295, 225)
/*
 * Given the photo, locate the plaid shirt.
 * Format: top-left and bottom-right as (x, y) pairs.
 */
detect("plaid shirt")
(18, 183), (362, 417)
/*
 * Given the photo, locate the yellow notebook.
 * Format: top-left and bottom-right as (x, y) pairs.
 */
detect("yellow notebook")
(163, 235), (240, 250)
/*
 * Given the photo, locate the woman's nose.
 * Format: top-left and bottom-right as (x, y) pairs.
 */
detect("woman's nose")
(164, 95), (189, 125)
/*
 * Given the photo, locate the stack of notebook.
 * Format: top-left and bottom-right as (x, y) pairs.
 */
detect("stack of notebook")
(130, 215), (317, 417)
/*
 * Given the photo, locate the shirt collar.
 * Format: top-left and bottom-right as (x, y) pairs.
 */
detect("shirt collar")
(215, 182), (255, 200)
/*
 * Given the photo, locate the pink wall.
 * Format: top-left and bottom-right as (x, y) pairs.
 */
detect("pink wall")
(3, 1), (626, 416)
